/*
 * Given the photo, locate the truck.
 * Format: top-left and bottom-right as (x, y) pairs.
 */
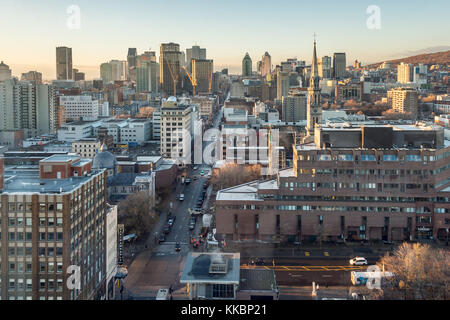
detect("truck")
(351, 271), (394, 286)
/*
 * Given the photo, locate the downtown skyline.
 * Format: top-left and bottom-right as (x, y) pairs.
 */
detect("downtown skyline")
(1, 0), (450, 79)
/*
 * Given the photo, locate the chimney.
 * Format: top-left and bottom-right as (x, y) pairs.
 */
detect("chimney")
(0, 158), (4, 190)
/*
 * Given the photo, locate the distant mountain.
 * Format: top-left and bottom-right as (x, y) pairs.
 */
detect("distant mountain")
(368, 50), (450, 69)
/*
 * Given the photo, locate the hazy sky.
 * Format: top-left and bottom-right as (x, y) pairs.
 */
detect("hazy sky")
(1, 0), (449, 79)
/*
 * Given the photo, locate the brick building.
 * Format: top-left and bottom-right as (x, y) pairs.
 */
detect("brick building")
(0, 154), (108, 300)
(216, 124), (450, 243)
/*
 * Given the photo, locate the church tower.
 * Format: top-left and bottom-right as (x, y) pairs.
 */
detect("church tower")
(306, 40), (322, 135)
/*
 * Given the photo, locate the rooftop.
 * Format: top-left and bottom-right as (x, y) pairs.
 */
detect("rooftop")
(2, 168), (105, 195)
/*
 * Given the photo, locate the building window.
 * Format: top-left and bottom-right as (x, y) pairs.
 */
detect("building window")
(212, 284), (234, 299)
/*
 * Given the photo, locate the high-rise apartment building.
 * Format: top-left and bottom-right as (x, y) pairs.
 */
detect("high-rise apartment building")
(216, 124), (450, 243)
(390, 87), (419, 118)
(59, 95), (100, 121)
(0, 154), (108, 300)
(186, 46), (206, 72)
(318, 56), (331, 79)
(56, 47), (73, 80)
(397, 62), (413, 83)
(0, 79), (57, 138)
(160, 43), (182, 96)
(160, 97), (192, 163)
(192, 59), (213, 94)
(282, 95), (307, 123)
(332, 53), (346, 80)
(413, 64), (428, 84)
(242, 53), (252, 77)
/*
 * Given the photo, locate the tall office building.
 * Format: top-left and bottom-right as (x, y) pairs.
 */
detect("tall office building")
(160, 97), (192, 163)
(56, 47), (73, 80)
(261, 52), (272, 77)
(21, 71), (43, 84)
(318, 56), (331, 79)
(276, 71), (290, 100)
(307, 41), (322, 134)
(127, 48), (138, 69)
(0, 79), (57, 138)
(100, 63), (113, 84)
(192, 59), (213, 94)
(136, 61), (159, 93)
(160, 43), (182, 96)
(137, 51), (157, 67)
(242, 53), (252, 77)
(0, 154), (108, 300)
(390, 87), (419, 118)
(332, 52), (346, 80)
(397, 62), (413, 83)
(110, 60), (127, 81)
(186, 46), (206, 72)
(0, 61), (12, 81)
(282, 95), (307, 122)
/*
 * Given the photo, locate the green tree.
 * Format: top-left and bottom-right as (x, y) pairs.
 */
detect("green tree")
(118, 192), (158, 238)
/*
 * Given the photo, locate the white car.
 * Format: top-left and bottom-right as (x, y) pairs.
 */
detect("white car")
(349, 257), (368, 266)
(179, 194), (185, 201)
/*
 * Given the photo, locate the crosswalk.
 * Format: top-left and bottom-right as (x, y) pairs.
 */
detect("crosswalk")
(240, 265), (366, 272)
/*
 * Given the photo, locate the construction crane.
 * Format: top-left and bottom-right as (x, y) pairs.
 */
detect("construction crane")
(165, 57), (178, 96)
(183, 66), (197, 96)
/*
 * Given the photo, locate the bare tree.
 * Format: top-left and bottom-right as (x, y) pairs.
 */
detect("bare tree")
(118, 192), (158, 238)
(377, 242), (450, 300)
(211, 164), (262, 190)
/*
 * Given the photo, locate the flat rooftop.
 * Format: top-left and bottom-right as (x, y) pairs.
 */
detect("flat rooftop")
(2, 168), (105, 195)
(40, 155), (80, 163)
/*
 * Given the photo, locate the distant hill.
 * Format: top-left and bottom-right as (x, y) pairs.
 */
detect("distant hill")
(368, 50), (450, 69)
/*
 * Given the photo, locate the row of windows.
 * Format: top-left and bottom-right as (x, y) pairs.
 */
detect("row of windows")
(302, 153), (445, 162)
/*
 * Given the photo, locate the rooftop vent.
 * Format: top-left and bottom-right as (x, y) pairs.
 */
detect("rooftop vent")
(209, 254), (228, 274)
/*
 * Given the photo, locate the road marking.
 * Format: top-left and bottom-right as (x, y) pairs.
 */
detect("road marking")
(240, 265), (366, 272)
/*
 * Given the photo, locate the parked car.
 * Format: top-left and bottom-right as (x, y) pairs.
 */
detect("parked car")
(189, 217), (196, 230)
(168, 216), (176, 227)
(349, 257), (368, 266)
(185, 178), (191, 184)
(179, 194), (185, 201)
(163, 225), (170, 234)
(200, 170), (205, 176)
(193, 166), (198, 170)
(175, 242), (181, 252)
(158, 234), (166, 244)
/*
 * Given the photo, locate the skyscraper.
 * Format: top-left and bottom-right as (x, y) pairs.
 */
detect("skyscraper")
(186, 45), (206, 72)
(318, 56), (331, 79)
(0, 61), (12, 81)
(282, 94), (307, 122)
(160, 43), (182, 96)
(100, 63), (113, 84)
(21, 71), (43, 84)
(56, 47), (73, 80)
(276, 71), (290, 100)
(136, 61), (159, 93)
(242, 53), (252, 77)
(332, 52), (346, 80)
(127, 48), (138, 69)
(261, 52), (272, 77)
(307, 41), (322, 134)
(192, 59), (213, 94)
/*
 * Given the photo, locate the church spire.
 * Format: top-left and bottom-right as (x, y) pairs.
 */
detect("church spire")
(309, 38), (319, 89)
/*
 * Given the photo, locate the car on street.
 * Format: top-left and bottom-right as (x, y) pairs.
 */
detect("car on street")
(200, 170), (205, 176)
(175, 242), (181, 252)
(196, 200), (203, 207)
(193, 166), (198, 170)
(349, 257), (368, 266)
(167, 216), (176, 227)
(179, 194), (185, 201)
(158, 234), (166, 244)
(185, 178), (191, 184)
(193, 176), (198, 181)
(189, 217), (196, 230)
(163, 225), (170, 234)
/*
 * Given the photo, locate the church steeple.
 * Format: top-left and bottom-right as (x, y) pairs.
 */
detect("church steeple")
(306, 38), (322, 135)
(309, 39), (319, 89)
